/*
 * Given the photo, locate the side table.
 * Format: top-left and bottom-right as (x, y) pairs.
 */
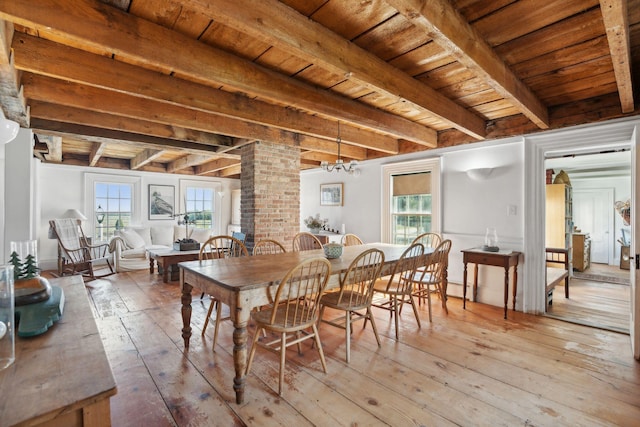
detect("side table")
(461, 248), (522, 319)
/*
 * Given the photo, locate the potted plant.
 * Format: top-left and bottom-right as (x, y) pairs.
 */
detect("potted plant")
(304, 214), (327, 234)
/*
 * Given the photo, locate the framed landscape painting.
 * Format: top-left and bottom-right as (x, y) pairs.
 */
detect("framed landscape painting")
(149, 184), (175, 219)
(320, 182), (343, 206)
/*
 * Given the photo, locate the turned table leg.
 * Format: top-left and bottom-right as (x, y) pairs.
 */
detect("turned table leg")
(232, 307), (251, 404)
(181, 279), (193, 350)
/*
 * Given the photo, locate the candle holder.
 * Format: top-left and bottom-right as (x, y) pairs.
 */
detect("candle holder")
(482, 228), (499, 252)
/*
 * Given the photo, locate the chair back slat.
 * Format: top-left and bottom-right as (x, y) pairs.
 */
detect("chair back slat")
(382, 242), (424, 294)
(341, 233), (364, 246)
(292, 232), (323, 251)
(419, 239), (452, 284)
(266, 257), (331, 327)
(412, 232), (442, 250)
(200, 235), (248, 260)
(252, 239), (287, 255)
(336, 248), (384, 308)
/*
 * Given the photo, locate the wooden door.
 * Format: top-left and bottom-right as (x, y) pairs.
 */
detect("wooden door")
(573, 188), (613, 264)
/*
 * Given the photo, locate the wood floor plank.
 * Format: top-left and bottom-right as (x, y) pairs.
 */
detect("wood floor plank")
(48, 270), (640, 427)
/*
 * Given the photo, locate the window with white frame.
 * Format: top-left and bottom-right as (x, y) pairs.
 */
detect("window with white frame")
(179, 180), (222, 232)
(382, 158), (441, 244)
(85, 173), (141, 242)
(95, 182), (133, 241)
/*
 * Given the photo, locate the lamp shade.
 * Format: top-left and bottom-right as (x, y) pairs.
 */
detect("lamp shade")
(61, 209), (87, 221)
(0, 110), (19, 144)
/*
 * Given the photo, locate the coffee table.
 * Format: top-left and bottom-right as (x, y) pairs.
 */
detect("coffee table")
(148, 248), (201, 282)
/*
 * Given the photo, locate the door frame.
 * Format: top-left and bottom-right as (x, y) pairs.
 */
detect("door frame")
(523, 117), (639, 350)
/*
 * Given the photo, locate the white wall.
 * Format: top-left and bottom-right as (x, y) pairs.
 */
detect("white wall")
(301, 137), (525, 309)
(37, 163), (240, 270)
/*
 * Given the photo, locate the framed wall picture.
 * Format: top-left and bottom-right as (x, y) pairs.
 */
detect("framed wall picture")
(149, 184), (175, 219)
(320, 182), (343, 206)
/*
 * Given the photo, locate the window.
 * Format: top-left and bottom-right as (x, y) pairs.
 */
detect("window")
(84, 173), (141, 242)
(185, 187), (214, 228)
(382, 158), (440, 244)
(179, 180), (222, 233)
(95, 182), (133, 241)
(391, 172), (432, 244)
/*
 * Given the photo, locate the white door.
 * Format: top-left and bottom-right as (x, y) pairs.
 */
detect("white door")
(573, 189), (614, 264)
(631, 127), (640, 359)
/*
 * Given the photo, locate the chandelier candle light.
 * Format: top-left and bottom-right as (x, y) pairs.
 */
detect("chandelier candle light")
(320, 122), (360, 175)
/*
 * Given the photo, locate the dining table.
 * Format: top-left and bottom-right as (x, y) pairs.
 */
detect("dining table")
(179, 242), (418, 404)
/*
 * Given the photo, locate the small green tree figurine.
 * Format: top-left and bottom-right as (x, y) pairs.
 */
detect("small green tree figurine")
(8, 251), (40, 281)
(22, 254), (40, 279)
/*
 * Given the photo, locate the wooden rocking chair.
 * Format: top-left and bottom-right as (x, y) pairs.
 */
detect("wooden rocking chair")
(49, 219), (115, 281)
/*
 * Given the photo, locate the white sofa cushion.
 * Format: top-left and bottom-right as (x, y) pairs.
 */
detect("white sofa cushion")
(151, 226), (174, 247)
(120, 229), (146, 249)
(121, 247), (147, 259)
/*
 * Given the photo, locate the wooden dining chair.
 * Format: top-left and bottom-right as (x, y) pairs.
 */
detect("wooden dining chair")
(199, 235), (249, 351)
(341, 233), (364, 246)
(319, 248), (384, 363)
(410, 239), (452, 322)
(252, 238), (286, 255)
(371, 242), (424, 339)
(411, 232), (441, 250)
(292, 231), (323, 251)
(246, 257), (331, 396)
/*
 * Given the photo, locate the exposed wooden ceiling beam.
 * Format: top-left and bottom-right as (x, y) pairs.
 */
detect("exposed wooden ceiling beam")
(37, 134), (62, 162)
(386, 0), (549, 129)
(31, 119), (240, 158)
(168, 154), (213, 173)
(130, 148), (164, 170)
(30, 101), (234, 149)
(0, 20), (28, 126)
(13, 33), (400, 154)
(194, 158), (240, 176)
(190, 0), (483, 140)
(599, 0), (634, 113)
(88, 141), (106, 166)
(24, 74), (369, 159)
(0, 0), (436, 146)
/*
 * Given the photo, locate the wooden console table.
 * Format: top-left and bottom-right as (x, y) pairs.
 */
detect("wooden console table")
(0, 275), (117, 426)
(461, 248), (522, 319)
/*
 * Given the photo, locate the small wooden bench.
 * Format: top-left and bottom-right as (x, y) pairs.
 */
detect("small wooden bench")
(545, 247), (570, 306)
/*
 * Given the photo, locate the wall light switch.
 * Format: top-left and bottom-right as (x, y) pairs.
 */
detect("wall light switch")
(507, 205), (517, 216)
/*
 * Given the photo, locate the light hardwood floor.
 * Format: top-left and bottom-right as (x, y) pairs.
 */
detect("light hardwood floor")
(46, 270), (640, 426)
(547, 263), (631, 333)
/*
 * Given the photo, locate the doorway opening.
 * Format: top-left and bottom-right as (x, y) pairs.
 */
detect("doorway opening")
(544, 151), (631, 333)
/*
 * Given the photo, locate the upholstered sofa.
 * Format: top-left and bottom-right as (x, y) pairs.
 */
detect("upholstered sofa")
(110, 225), (213, 272)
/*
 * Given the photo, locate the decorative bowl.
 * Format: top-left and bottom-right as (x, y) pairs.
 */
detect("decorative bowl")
(323, 243), (343, 259)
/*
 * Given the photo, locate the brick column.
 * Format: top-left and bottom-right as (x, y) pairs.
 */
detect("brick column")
(240, 141), (300, 251)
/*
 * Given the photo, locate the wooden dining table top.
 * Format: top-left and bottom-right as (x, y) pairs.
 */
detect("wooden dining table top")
(178, 242), (412, 290)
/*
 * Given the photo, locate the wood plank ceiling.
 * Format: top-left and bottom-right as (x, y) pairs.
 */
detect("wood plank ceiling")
(0, 0), (639, 178)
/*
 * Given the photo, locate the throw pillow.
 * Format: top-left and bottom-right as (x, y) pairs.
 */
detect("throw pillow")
(190, 228), (212, 243)
(174, 225), (188, 242)
(151, 225), (174, 247)
(121, 229), (146, 249)
(126, 227), (152, 246)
